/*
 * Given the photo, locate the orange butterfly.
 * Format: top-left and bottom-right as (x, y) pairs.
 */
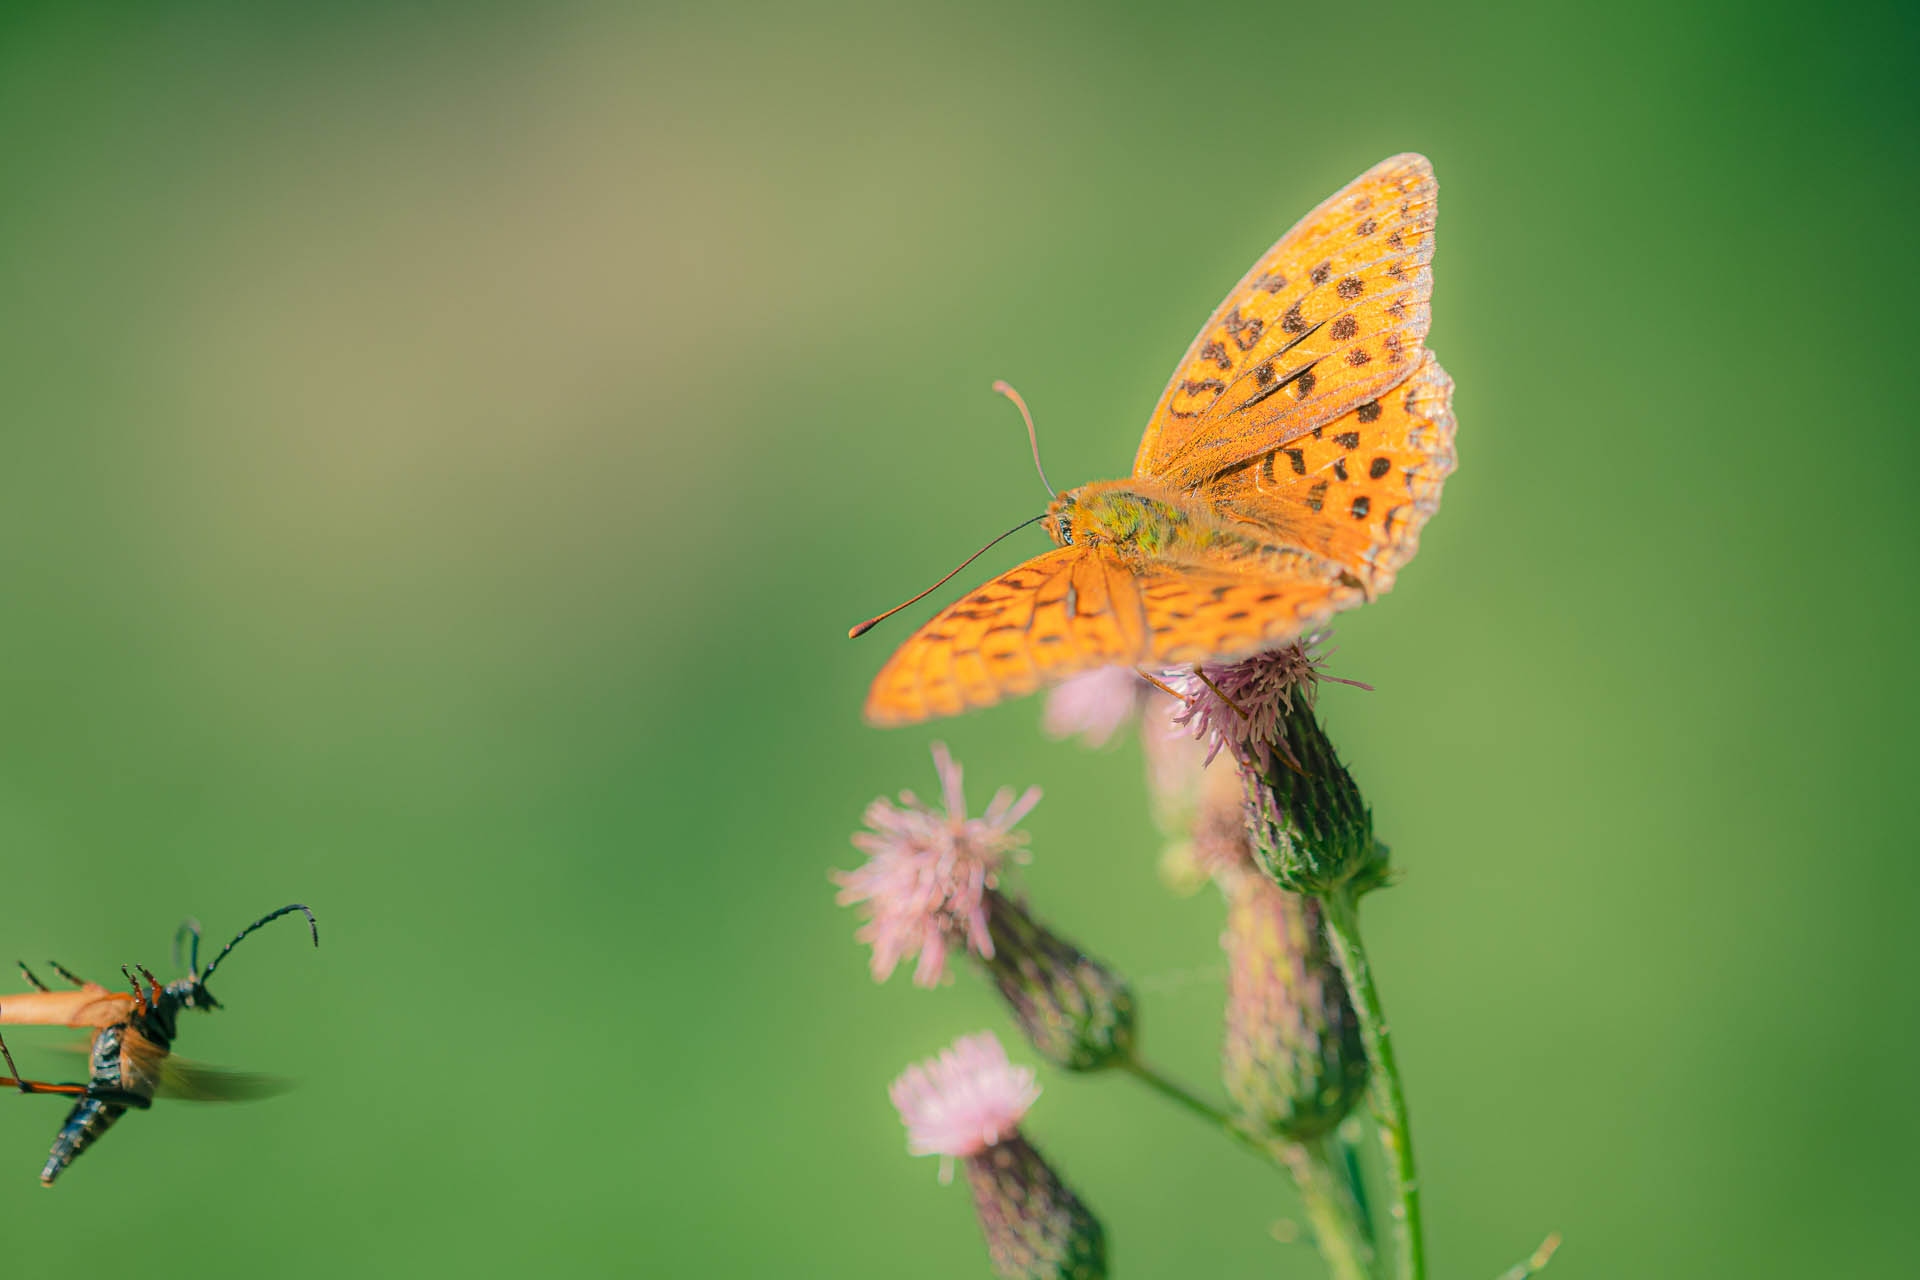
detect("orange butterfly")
(860, 154), (1455, 726)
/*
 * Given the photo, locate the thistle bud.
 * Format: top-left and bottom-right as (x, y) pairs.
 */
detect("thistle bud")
(1178, 637), (1387, 896)
(1220, 868), (1369, 1140)
(892, 1033), (1107, 1280)
(980, 888), (1135, 1071)
(965, 1133), (1108, 1280)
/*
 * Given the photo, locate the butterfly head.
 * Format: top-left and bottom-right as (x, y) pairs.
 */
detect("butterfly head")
(1042, 488), (1084, 547)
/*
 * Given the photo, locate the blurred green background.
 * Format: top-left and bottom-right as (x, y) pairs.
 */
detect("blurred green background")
(0, 1), (1914, 1275)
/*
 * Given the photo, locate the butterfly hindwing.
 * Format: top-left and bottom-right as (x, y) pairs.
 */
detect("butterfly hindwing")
(1133, 154), (1436, 491)
(1206, 352), (1456, 592)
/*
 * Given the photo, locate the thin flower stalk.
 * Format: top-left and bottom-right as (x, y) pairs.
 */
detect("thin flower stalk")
(1180, 637), (1426, 1280)
(1322, 885), (1423, 1280)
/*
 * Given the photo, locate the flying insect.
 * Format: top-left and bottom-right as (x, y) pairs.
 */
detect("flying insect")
(0, 903), (318, 1185)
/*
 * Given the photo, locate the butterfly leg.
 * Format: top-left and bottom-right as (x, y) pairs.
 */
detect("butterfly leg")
(1133, 667), (1187, 703)
(0, 1030), (86, 1098)
(1190, 666), (1250, 720)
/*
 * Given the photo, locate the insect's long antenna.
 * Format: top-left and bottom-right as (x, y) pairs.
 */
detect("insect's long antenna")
(199, 904), (319, 986)
(991, 380), (1055, 499)
(846, 515), (1047, 639)
(173, 918), (204, 978)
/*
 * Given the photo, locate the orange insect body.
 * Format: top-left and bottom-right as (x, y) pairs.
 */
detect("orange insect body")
(860, 154), (1455, 726)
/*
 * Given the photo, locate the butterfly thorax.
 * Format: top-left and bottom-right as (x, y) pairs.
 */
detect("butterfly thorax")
(1045, 480), (1264, 565)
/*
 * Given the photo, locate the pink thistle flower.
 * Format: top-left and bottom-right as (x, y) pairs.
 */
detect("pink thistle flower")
(1041, 667), (1155, 747)
(836, 744), (1041, 987)
(891, 1034), (1107, 1278)
(1175, 633), (1384, 896)
(966, 1135), (1108, 1279)
(1173, 633), (1371, 770)
(1188, 760), (1256, 881)
(1140, 694), (1207, 809)
(890, 1032), (1040, 1166)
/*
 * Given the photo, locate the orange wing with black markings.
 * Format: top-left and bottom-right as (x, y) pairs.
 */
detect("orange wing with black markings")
(1133, 153), (1435, 492)
(1206, 351), (1456, 592)
(862, 546), (1363, 725)
(864, 548), (1144, 725)
(1132, 561), (1362, 669)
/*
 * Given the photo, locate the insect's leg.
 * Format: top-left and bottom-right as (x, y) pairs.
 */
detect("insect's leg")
(120, 967), (149, 1015)
(48, 962), (88, 988)
(16, 962), (49, 992)
(1134, 667), (1187, 702)
(0, 1030), (85, 1098)
(134, 966), (161, 1008)
(1190, 665), (1250, 720)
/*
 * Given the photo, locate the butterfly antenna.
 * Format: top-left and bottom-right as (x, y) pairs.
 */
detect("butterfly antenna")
(848, 515), (1047, 639)
(991, 380), (1055, 499)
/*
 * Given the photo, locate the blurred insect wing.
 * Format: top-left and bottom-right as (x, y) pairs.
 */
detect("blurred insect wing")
(157, 1057), (293, 1102)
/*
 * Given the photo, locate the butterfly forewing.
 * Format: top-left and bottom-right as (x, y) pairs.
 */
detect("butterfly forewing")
(1133, 154), (1436, 491)
(1136, 563), (1362, 668)
(864, 548), (1148, 726)
(1206, 352), (1456, 592)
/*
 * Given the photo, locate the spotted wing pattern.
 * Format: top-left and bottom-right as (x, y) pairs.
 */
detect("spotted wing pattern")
(1206, 352), (1456, 592)
(863, 543), (1366, 724)
(1135, 560), (1362, 668)
(1133, 154), (1436, 492)
(863, 547), (1147, 726)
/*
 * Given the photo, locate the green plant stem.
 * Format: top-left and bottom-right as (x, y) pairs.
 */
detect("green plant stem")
(1336, 1122), (1376, 1247)
(1496, 1232), (1562, 1279)
(1321, 886), (1425, 1280)
(1285, 1134), (1377, 1280)
(1121, 1056), (1262, 1157)
(1122, 1057), (1374, 1280)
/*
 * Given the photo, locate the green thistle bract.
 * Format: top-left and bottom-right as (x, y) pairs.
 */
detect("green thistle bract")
(980, 889), (1136, 1072)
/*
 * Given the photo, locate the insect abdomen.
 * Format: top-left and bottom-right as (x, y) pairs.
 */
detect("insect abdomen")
(41, 1097), (127, 1186)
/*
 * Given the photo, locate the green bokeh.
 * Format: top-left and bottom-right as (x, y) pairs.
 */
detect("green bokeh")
(0, 1), (1914, 1275)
